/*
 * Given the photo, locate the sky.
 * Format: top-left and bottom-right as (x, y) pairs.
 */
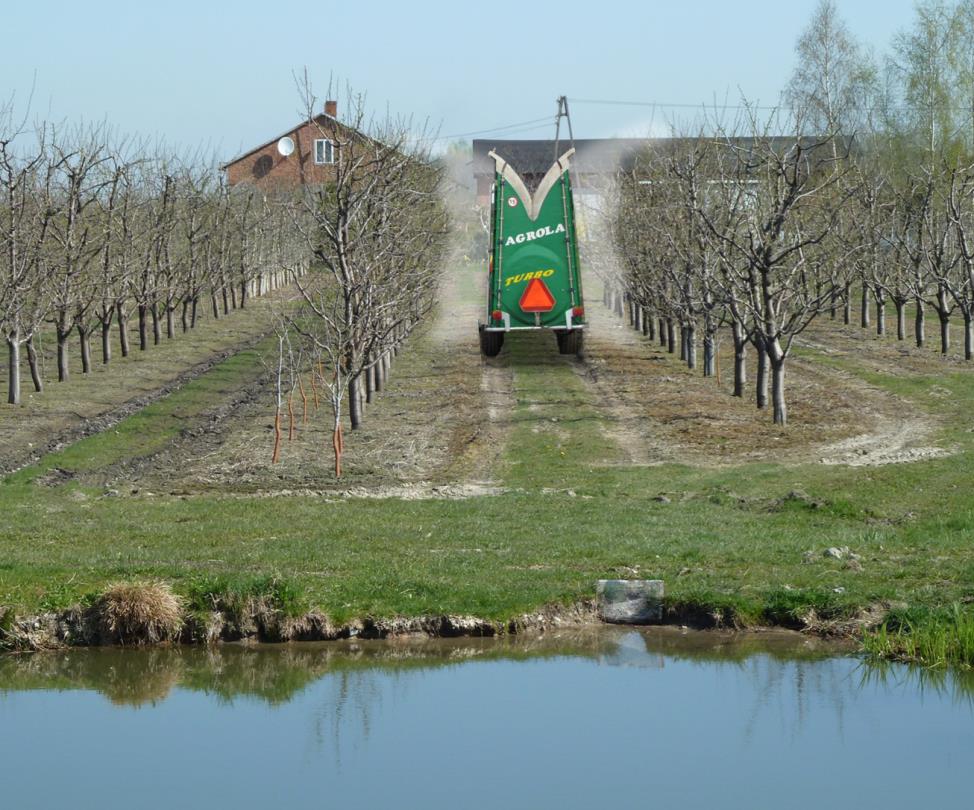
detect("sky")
(1, 0), (922, 159)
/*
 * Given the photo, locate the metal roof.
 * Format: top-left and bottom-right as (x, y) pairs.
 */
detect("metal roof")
(472, 136), (848, 177)
(472, 138), (652, 176)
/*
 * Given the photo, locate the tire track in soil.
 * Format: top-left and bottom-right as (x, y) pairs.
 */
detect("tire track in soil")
(431, 243), (516, 485)
(571, 299), (685, 467)
(572, 281), (950, 469)
(1, 331), (273, 478)
(97, 238), (519, 496)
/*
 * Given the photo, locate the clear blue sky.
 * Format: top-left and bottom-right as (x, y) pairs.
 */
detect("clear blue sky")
(2, 0), (920, 157)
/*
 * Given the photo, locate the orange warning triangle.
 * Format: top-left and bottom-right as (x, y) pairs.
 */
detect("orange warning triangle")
(519, 277), (556, 312)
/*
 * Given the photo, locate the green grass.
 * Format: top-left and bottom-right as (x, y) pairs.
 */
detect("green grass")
(0, 290), (280, 474)
(1, 305), (974, 667)
(5, 342), (274, 486)
(186, 573), (307, 621)
(864, 603), (974, 669)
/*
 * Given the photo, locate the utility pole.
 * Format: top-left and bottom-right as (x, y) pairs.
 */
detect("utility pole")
(554, 96), (574, 160)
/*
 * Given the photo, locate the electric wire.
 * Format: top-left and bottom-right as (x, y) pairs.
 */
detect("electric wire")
(430, 116), (556, 142)
(569, 97), (781, 111)
(569, 96), (973, 114)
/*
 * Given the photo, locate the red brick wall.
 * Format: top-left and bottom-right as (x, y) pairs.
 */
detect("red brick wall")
(225, 116), (341, 189)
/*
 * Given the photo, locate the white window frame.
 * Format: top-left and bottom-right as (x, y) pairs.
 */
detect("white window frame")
(314, 138), (335, 165)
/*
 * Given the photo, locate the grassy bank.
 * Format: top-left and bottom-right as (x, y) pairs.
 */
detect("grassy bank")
(2, 301), (974, 666)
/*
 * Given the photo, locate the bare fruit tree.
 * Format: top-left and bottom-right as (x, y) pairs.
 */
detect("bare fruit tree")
(1, 113), (54, 403)
(699, 119), (851, 425)
(281, 80), (448, 476)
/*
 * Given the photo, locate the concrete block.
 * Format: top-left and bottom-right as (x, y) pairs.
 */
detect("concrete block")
(597, 579), (664, 625)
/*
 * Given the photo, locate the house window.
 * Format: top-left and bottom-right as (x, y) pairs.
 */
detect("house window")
(314, 139), (335, 165)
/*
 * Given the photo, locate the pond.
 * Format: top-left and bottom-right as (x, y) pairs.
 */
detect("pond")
(1, 627), (971, 809)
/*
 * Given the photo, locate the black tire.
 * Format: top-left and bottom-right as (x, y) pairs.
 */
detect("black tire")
(479, 326), (504, 357)
(556, 329), (584, 356)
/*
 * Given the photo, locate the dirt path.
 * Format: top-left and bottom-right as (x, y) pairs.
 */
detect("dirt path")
(427, 238), (516, 484)
(574, 304), (683, 466)
(10, 230), (955, 491)
(0, 293), (283, 476)
(569, 270), (950, 468)
(88, 235), (517, 495)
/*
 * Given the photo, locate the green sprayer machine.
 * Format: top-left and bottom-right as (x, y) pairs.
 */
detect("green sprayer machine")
(479, 137), (585, 357)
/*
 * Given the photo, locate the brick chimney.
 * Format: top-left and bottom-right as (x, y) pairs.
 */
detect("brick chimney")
(324, 100), (337, 118)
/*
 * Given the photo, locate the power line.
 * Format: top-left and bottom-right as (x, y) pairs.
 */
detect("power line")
(431, 116), (555, 142)
(570, 95), (974, 115)
(569, 97), (782, 111)
(469, 122), (557, 139)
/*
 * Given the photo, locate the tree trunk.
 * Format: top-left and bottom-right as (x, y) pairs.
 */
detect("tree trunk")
(861, 284), (870, 328)
(166, 305), (175, 339)
(349, 376), (362, 429)
(6, 331), (20, 405)
(333, 421), (343, 478)
(271, 408), (281, 463)
(843, 282), (852, 325)
(666, 319), (675, 354)
(26, 336), (42, 393)
(915, 297), (925, 348)
(732, 321), (747, 398)
(101, 319), (112, 365)
(703, 332), (715, 377)
(876, 297), (886, 336)
(644, 309), (654, 339)
(117, 304), (130, 357)
(895, 300), (906, 341)
(180, 300), (189, 333)
(771, 360), (787, 426)
(57, 329), (70, 382)
(138, 304), (148, 351)
(211, 293), (219, 320)
(686, 323), (696, 370)
(374, 357), (384, 393)
(965, 312), (973, 361)
(658, 318), (666, 347)
(191, 297), (199, 329)
(78, 325), (92, 374)
(365, 358), (375, 404)
(679, 325), (688, 361)
(938, 287), (950, 355)
(756, 341), (768, 409)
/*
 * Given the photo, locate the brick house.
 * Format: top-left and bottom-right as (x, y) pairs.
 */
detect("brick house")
(222, 100), (344, 189)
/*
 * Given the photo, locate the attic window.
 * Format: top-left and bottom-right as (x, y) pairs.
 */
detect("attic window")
(314, 139), (335, 165)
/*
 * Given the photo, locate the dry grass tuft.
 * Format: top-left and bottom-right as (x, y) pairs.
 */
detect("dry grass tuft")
(97, 581), (184, 645)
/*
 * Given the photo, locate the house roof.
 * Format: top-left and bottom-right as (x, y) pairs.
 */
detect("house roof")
(472, 136), (850, 177)
(220, 113), (338, 170)
(472, 138), (652, 176)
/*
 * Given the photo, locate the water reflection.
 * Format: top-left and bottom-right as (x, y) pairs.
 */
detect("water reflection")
(1, 628), (972, 810)
(0, 627), (860, 708)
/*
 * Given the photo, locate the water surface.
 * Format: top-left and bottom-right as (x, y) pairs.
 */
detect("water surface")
(1, 627), (971, 809)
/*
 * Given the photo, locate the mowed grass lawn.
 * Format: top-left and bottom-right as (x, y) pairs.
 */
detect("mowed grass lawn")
(1, 327), (973, 646)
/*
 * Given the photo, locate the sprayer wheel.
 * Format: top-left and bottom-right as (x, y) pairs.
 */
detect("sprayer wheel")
(556, 329), (584, 356)
(480, 326), (504, 357)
